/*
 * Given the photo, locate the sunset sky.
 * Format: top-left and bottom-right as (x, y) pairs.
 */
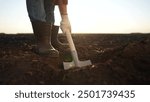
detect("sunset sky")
(0, 0), (150, 34)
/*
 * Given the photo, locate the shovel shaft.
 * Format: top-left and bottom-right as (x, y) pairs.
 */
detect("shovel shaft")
(71, 50), (80, 67)
(65, 31), (76, 51)
(65, 31), (80, 66)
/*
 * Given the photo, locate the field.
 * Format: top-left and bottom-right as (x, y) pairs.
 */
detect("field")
(0, 33), (150, 85)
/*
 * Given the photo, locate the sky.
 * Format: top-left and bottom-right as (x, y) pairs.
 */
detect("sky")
(0, 0), (150, 34)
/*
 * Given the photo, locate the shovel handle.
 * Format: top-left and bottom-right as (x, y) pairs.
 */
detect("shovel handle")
(65, 30), (80, 67)
(65, 30), (76, 51)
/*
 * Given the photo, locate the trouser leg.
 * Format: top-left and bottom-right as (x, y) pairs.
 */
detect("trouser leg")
(26, 0), (55, 23)
(44, 0), (55, 24)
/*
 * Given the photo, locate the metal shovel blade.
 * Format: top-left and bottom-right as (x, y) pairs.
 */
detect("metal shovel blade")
(63, 60), (92, 70)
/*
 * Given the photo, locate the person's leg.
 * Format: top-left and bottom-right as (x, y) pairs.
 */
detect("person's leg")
(26, 0), (46, 22)
(44, 0), (55, 24)
(43, 0), (69, 50)
(26, 0), (59, 56)
(31, 21), (59, 56)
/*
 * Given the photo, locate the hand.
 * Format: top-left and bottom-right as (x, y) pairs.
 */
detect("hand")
(60, 15), (71, 34)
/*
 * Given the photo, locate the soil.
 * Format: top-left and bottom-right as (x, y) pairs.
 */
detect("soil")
(0, 33), (150, 85)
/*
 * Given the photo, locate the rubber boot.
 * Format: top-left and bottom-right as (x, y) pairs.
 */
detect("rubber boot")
(51, 25), (72, 61)
(51, 25), (69, 51)
(31, 21), (59, 57)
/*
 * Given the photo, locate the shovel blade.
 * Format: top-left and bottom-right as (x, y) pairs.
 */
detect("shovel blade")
(63, 61), (75, 70)
(63, 60), (92, 70)
(78, 60), (92, 67)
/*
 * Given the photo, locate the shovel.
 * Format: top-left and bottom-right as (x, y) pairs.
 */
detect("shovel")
(63, 30), (92, 70)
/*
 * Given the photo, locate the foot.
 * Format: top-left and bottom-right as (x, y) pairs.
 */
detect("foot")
(34, 46), (59, 57)
(53, 41), (70, 52)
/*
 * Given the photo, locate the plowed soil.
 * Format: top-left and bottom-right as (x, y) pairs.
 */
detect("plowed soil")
(0, 33), (150, 85)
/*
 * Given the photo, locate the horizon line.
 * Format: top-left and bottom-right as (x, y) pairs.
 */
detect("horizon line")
(0, 32), (150, 35)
